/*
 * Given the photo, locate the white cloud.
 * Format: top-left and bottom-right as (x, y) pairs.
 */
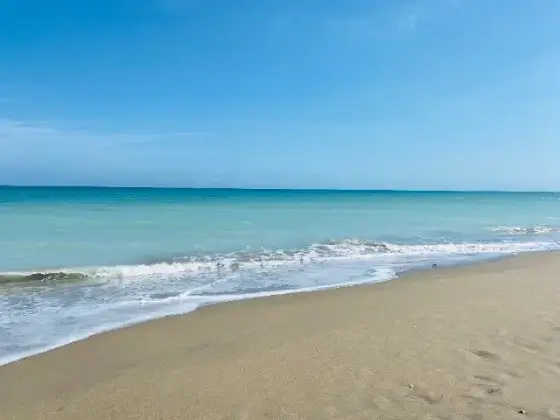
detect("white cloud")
(0, 119), (210, 147)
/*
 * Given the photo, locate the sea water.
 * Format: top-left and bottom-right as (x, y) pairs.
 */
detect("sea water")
(1, 187), (559, 365)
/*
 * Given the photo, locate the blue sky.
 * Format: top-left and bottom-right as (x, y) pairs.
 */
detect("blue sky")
(1, 0), (560, 190)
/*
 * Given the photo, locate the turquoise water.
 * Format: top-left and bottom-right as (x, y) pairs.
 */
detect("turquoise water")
(1, 187), (560, 364)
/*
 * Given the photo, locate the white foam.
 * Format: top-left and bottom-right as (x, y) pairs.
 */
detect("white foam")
(0, 267), (395, 367)
(146, 266), (398, 305)
(0, 301), (200, 367)
(2, 239), (557, 282)
(383, 241), (556, 254)
(491, 226), (560, 235)
(1, 238), (559, 367)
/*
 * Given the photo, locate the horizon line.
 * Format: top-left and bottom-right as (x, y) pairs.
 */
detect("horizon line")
(0, 185), (558, 194)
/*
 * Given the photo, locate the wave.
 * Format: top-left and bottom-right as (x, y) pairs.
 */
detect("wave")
(0, 272), (88, 285)
(1, 238), (557, 286)
(491, 226), (560, 235)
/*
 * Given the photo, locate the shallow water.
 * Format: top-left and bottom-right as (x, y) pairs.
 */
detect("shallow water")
(1, 187), (559, 365)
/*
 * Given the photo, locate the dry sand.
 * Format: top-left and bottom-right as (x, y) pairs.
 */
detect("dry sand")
(2, 252), (560, 419)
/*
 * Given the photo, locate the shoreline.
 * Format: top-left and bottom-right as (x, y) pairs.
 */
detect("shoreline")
(2, 251), (560, 419)
(0, 251), (525, 368)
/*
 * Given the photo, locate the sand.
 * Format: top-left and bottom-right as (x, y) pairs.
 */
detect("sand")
(1, 252), (560, 420)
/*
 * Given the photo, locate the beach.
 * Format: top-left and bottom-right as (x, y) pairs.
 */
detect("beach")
(2, 252), (560, 419)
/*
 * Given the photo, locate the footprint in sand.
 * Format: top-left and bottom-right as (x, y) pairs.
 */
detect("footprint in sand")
(478, 384), (502, 396)
(465, 379), (503, 401)
(511, 336), (544, 354)
(407, 386), (443, 406)
(548, 361), (560, 376)
(471, 349), (501, 362)
(416, 391), (443, 405)
(472, 374), (505, 386)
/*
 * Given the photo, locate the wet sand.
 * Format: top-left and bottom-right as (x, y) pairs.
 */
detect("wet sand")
(2, 252), (560, 419)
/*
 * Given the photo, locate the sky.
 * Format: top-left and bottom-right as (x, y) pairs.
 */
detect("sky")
(1, 0), (560, 190)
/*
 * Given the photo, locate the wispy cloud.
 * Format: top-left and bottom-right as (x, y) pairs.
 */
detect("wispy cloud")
(0, 119), (60, 138)
(122, 131), (211, 144)
(0, 119), (211, 149)
(168, 131), (211, 137)
(0, 118), (216, 186)
(322, 0), (461, 41)
(0, 119), (212, 160)
(398, 14), (419, 32)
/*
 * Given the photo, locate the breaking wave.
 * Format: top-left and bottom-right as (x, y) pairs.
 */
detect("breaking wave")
(0, 272), (88, 285)
(2, 238), (557, 286)
(491, 226), (560, 235)
(1, 236), (559, 367)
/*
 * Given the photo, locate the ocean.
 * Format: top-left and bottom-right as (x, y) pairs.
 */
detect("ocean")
(1, 187), (559, 365)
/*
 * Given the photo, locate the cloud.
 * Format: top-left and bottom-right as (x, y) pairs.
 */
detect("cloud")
(0, 118), (220, 186)
(322, 0), (461, 41)
(398, 14), (419, 32)
(122, 131), (211, 144)
(0, 119), (60, 139)
(0, 120), (123, 153)
(0, 119), (210, 145)
(169, 131), (211, 137)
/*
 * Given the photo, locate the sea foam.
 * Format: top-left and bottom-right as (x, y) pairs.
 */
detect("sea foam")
(1, 238), (556, 286)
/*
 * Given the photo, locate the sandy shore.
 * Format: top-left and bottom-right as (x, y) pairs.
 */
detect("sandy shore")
(2, 253), (560, 419)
